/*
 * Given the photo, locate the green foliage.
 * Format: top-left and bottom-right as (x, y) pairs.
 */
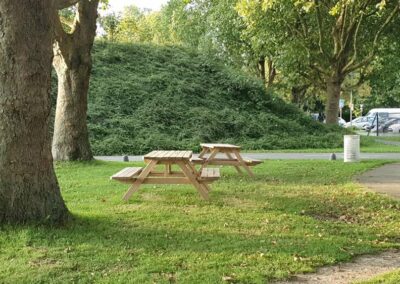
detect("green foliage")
(85, 42), (345, 155)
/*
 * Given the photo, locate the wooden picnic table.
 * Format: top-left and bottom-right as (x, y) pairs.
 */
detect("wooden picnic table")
(111, 150), (220, 201)
(191, 143), (262, 177)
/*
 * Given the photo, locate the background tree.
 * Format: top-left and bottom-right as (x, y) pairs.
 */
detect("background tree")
(99, 12), (120, 41)
(0, 0), (69, 223)
(52, 0), (100, 161)
(237, 0), (400, 123)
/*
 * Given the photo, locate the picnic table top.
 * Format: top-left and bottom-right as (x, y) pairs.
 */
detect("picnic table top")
(200, 143), (241, 149)
(144, 150), (192, 160)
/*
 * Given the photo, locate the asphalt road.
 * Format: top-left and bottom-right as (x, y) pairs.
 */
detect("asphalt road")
(95, 152), (400, 162)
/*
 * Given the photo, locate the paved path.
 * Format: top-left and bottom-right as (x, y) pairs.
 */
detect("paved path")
(95, 153), (400, 161)
(96, 152), (400, 162)
(275, 250), (400, 284)
(358, 163), (400, 199)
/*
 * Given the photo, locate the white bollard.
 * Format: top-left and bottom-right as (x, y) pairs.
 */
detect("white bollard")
(344, 135), (360, 162)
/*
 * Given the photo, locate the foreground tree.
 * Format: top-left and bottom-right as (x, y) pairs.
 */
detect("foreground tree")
(237, 0), (400, 123)
(52, 0), (100, 161)
(0, 0), (69, 223)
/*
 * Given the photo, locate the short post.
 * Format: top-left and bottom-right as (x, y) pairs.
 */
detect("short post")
(376, 114), (379, 137)
(344, 135), (360, 163)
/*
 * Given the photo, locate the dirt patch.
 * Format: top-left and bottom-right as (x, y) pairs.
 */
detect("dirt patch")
(275, 250), (400, 284)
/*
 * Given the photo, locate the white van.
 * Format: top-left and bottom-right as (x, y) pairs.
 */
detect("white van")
(366, 108), (400, 119)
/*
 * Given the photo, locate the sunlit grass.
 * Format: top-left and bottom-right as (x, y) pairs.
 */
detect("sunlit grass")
(0, 160), (399, 283)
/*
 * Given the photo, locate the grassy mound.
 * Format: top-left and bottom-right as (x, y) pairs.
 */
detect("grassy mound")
(87, 42), (343, 155)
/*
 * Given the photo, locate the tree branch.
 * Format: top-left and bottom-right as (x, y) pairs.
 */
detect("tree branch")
(342, 1), (400, 74)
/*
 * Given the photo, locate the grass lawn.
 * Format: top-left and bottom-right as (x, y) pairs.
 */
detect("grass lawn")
(1, 160), (400, 283)
(256, 136), (400, 153)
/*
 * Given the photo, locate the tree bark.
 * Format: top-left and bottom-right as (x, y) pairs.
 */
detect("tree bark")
(0, 0), (69, 223)
(325, 76), (343, 124)
(52, 0), (99, 161)
(52, 53), (93, 160)
(257, 56), (266, 84)
(266, 57), (276, 88)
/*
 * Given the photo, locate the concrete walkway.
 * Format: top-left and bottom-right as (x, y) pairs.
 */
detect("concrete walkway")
(358, 163), (400, 199)
(96, 152), (400, 162)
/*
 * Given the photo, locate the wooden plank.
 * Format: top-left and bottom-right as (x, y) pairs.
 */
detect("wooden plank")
(232, 150), (254, 177)
(148, 172), (185, 177)
(117, 178), (215, 185)
(200, 143), (240, 149)
(200, 148), (219, 172)
(111, 167), (143, 181)
(242, 157), (263, 166)
(122, 160), (158, 201)
(198, 148), (209, 158)
(192, 158), (261, 166)
(144, 151), (192, 160)
(141, 177), (191, 184)
(200, 168), (220, 180)
(226, 152), (243, 175)
(191, 157), (205, 163)
(177, 161), (209, 200)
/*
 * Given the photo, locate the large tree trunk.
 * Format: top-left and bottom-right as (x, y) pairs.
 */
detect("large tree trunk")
(325, 76), (343, 124)
(52, 0), (99, 161)
(52, 52), (93, 161)
(0, 0), (69, 223)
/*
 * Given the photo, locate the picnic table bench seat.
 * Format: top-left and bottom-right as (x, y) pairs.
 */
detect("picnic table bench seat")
(199, 168), (220, 181)
(111, 167), (143, 182)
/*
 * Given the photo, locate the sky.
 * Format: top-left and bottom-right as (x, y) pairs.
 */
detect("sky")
(107, 0), (170, 12)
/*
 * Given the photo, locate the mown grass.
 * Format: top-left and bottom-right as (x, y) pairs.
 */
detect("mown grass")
(1, 160), (399, 283)
(251, 136), (400, 153)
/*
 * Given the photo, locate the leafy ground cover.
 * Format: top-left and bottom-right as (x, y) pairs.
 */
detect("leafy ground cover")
(80, 42), (346, 155)
(1, 160), (399, 283)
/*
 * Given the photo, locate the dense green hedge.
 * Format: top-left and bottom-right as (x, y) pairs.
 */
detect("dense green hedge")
(84, 42), (344, 155)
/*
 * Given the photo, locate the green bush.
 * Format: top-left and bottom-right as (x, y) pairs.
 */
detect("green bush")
(83, 42), (345, 155)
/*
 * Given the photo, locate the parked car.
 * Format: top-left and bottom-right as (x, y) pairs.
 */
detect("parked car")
(367, 118), (400, 133)
(337, 117), (346, 127)
(366, 108), (400, 119)
(323, 117), (346, 127)
(344, 116), (374, 129)
(388, 123), (400, 133)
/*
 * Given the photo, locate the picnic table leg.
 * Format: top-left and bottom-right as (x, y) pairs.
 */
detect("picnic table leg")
(200, 148), (219, 172)
(177, 161), (209, 200)
(165, 163), (172, 176)
(198, 148), (208, 159)
(225, 152), (243, 175)
(232, 150), (254, 177)
(122, 160), (158, 201)
(187, 162), (212, 191)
